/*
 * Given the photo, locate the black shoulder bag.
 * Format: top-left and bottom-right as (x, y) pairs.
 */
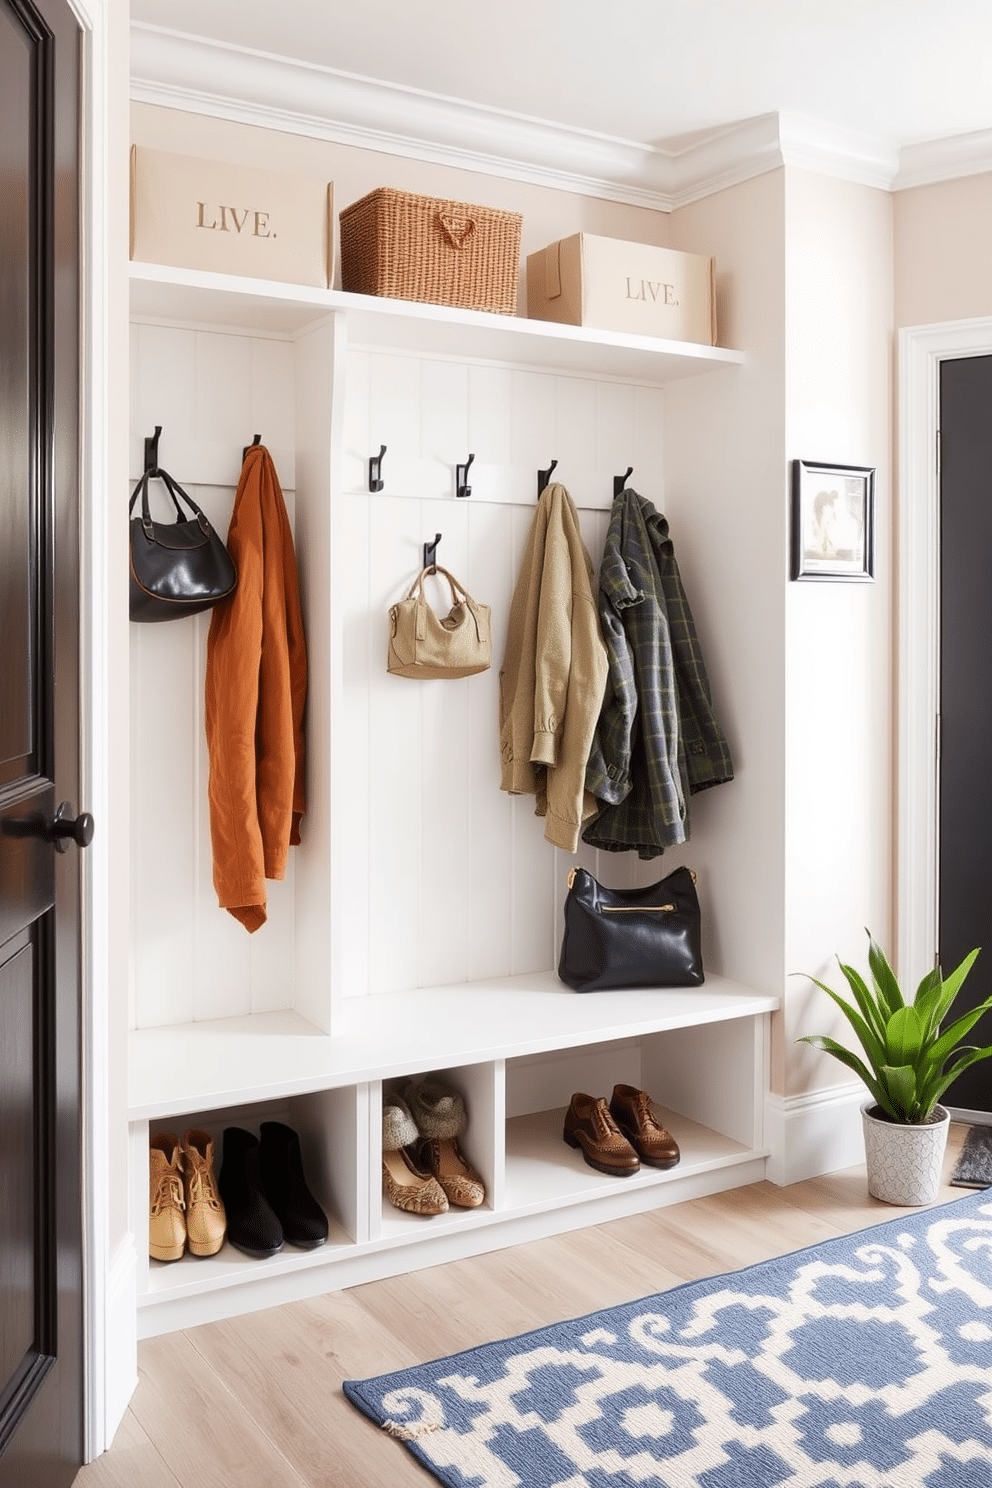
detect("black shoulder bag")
(558, 866), (704, 992)
(129, 466), (237, 623)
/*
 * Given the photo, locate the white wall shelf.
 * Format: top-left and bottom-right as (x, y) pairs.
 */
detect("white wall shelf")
(129, 260), (744, 383)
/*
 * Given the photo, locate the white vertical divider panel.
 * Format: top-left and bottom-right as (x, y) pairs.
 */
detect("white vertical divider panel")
(295, 315), (341, 1031)
(464, 496), (515, 980)
(368, 492), (430, 993)
(334, 347), (372, 1005)
(467, 367), (516, 978)
(417, 359), (473, 988)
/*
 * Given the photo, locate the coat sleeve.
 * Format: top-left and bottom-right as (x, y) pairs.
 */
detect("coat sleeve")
(255, 463), (307, 871)
(530, 485), (573, 768)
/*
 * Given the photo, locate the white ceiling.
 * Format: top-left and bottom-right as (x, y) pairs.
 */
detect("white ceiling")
(130, 0), (992, 156)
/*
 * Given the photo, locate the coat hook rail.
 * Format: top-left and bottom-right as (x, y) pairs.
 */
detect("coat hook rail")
(242, 432), (262, 461)
(613, 465), (633, 497)
(423, 532), (442, 570)
(144, 424), (163, 474)
(456, 452), (475, 499)
(537, 459), (558, 497)
(369, 443), (387, 493)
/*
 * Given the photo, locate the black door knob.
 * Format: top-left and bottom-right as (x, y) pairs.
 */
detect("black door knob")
(50, 801), (95, 853)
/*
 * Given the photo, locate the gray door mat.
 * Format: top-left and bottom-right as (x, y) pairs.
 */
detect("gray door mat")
(950, 1124), (992, 1188)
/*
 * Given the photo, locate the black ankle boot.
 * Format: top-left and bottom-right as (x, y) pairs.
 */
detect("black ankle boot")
(218, 1127), (284, 1259)
(259, 1121), (328, 1250)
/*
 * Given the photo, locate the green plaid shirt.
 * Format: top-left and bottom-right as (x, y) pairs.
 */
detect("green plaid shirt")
(582, 490), (734, 858)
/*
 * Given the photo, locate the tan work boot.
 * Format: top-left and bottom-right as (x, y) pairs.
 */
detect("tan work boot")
(181, 1128), (227, 1257)
(149, 1133), (186, 1262)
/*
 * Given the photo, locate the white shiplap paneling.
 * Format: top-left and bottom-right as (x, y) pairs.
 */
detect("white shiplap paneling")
(129, 323), (666, 1029)
(129, 324), (300, 1028)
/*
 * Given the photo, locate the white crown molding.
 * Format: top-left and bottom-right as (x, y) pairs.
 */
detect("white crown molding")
(129, 24), (683, 209)
(668, 112), (900, 208)
(895, 128), (992, 190)
(776, 112), (901, 192)
(131, 23), (975, 210)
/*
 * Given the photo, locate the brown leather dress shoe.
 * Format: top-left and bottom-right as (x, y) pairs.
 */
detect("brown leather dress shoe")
(562, 1092), (640, 1176)
(609, 1084), (681, 1169)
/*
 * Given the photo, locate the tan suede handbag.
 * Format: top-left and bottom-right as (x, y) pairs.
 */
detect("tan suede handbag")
(387, 565), (492, 679)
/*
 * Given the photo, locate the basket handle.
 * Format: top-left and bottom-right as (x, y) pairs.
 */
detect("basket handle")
(438, 212), (476, 251)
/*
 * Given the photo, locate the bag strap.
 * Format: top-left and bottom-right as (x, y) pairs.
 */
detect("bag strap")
(129, 466), (214, 539)
(406, 565), (486, 644)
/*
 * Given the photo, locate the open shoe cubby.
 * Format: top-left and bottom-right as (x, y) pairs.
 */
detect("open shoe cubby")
(127, 262), (774, 1337)
(130, 977), (775, 1335)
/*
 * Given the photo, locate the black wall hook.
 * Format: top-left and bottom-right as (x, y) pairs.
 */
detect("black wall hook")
(423, 532), (442, 570)
(369, 444), (387, 493)
(456, 452), (475, 499)
(614, 466), (633, 497)
(143, 425), (162, 474)
(242, 433), (262, 461)
(537, 459), (558, 497)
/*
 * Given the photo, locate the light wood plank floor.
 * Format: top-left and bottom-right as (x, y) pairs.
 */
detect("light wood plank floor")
(73, 1123), (975, 1488)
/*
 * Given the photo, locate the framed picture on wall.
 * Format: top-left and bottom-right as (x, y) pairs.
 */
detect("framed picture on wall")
(791, 459), (875, 581)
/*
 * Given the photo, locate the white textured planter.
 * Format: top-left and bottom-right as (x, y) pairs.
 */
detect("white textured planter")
(861, 1102), (950, 1206)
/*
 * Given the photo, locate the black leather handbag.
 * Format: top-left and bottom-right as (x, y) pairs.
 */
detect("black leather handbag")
(558, 866), (704, 992)
(129, 466), (237, 623)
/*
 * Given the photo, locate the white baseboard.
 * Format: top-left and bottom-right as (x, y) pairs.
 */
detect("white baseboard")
(947, 1107), (992, 1127)
(765, 1083), (866, 1187)
(96, 1234), (138, 1455)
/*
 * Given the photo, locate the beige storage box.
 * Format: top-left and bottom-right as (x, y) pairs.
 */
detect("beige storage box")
(129, 146), (334, 289)
(527, 233), (716, 345)
(339, 187), (522, 314)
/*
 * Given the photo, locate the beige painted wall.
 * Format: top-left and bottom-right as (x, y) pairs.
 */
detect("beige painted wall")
(895, 172), (992, 327)
(130, 102), (674, 312)
(666, 170), (788, 1005)
(782, 171), (894, 1099)
(670, 168), (896, 1105)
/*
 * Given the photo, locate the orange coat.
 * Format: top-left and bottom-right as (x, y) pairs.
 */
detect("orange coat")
(205, 445), (307, 932)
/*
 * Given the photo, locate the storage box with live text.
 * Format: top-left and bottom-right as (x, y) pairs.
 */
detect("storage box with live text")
(129, 147), (334, 289)
(526, 233), (716, 345)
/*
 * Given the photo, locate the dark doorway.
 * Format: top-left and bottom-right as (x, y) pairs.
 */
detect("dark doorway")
(938, 353), (992, 1116)
(0, 0), (87, 1482)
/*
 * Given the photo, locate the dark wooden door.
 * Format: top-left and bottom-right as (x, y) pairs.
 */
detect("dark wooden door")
(938, 353), (992, 1116)
(0, 0), (87, 1482)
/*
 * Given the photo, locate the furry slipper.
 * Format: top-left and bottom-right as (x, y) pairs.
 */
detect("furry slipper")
(382, 1092), (420, 1152)
(405, 1078), (466, 1141)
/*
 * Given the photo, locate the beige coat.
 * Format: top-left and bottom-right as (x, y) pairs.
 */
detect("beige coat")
(499, 482), (607, 852)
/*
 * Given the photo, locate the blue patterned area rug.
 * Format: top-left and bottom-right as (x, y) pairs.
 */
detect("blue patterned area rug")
(344, 1191), (992, 1487)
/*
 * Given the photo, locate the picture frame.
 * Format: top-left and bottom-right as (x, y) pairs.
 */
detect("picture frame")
(791, 459), (875, 582)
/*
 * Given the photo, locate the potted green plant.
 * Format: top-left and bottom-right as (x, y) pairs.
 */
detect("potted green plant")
(798, 931), (992, 1205)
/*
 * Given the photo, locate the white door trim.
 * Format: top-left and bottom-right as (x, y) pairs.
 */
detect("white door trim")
(898, 318), (992, 983)
(70, 0), (137, 1459)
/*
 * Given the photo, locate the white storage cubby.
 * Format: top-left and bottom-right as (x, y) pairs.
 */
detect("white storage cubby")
(127, 260), (773, 1337)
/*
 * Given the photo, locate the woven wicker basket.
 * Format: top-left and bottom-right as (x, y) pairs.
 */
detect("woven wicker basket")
(339, 188), (522, 314)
